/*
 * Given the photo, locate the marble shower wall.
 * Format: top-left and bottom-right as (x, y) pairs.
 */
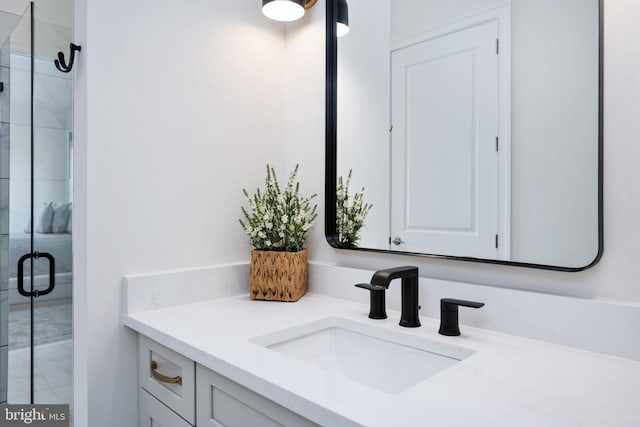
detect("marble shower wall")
(0, 38), (9, 403)
(9, 53), (72, 233)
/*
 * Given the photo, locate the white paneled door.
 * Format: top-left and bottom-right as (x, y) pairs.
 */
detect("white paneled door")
(390, 20), (501, 258)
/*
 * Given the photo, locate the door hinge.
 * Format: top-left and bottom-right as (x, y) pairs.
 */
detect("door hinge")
(496, 39), (499, 54)
(495, 234), (499, 248)
(496, 137), (499, 152)
(0, 81), (4, 92)
(389, 236), (392, 245)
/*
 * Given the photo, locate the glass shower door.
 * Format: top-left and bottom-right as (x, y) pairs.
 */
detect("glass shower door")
(30, 0), (74, 407)
(2, 0), (74, 408)
(0, 2), (21, 407)
(0, 3), (33, 406)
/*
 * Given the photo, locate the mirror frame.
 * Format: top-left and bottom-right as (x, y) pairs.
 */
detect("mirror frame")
(325, 0), (604, 272)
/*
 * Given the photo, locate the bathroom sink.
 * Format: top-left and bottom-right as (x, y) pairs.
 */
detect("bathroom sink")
(250, 317), (473, 393)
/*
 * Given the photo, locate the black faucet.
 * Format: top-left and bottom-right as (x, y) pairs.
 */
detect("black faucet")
(438, 298), (485, 336)
(356, 266), (421, 328)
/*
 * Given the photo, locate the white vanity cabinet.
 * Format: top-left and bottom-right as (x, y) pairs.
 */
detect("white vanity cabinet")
(138, 335), (318, 427)
(139, 388), (193, 427)
(195, 364), (319, 427)
(138, 335), (196, 426)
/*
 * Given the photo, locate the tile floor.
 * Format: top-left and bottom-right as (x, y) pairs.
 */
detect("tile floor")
(7, 339), (72, 404)
(6, 298), (72, 406)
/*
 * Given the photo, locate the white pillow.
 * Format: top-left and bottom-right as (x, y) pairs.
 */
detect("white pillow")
(24, 202), (55, 234)
(51, 202), (72, 233)
(36, 202), (55, 233)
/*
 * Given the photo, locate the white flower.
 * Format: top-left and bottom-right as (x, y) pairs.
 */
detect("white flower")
(240, 164), (317, 251)
(336, 170), (371, 245)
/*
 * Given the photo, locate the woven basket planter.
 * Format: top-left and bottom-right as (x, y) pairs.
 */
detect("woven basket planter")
(249, 248), (308, 302)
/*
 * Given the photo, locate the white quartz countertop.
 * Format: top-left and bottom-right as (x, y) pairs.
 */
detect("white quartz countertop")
(123, 293), (640, 427)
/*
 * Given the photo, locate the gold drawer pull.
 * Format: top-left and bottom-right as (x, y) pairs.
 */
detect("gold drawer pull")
(150, 361), (182, 386)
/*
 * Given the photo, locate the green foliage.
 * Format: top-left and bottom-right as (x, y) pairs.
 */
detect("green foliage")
(336, 170), (372, 246)
(240, 165), (317, 252)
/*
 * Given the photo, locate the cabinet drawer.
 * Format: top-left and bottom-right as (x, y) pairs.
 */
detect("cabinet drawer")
(139, 388), (192, 427)
(196, 364), (318, 427)
(138, 335), (195, 425)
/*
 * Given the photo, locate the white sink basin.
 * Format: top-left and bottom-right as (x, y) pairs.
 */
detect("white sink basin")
(250, 317), (474, 394)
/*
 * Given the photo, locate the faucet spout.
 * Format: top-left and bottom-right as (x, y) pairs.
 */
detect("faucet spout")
(370, 266), (421, 328)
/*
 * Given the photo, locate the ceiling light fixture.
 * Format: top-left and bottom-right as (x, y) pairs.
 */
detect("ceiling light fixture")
(262, 0), (318, 22)
(337, 0), (349, 37)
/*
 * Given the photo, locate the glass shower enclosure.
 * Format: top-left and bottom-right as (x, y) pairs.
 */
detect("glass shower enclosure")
(0, 0), (73, 407)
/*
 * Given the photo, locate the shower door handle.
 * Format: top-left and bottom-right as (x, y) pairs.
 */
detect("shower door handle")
(17, 252), (56, 297)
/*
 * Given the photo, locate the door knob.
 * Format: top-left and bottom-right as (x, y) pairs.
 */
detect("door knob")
(392, 237), (404, 246)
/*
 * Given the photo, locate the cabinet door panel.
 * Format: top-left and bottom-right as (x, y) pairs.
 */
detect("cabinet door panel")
(209, 387), (282, 427)
(196, 364), (318, 427)
(139, 388), (192, 427)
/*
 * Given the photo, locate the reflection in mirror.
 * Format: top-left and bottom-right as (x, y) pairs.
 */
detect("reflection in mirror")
(331, 0), (602, 270)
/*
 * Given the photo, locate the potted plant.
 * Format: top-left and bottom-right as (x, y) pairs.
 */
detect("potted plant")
(240, 164), (317, 301)
(336, 170), (372, 247)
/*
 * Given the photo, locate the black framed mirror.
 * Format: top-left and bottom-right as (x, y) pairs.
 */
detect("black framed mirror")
(325, 0), (603, 272)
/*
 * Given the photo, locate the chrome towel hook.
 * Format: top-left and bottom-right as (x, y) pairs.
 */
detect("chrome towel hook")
(54, 43), (81, 73)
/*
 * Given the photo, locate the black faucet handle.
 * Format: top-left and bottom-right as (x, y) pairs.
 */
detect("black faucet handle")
(441, 298), (485, 310)
(355, 283), (387, 319)
(355, 283), (386, 291)
(439, 298), (485, 336)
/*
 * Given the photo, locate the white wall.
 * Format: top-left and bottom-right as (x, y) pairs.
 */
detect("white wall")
(74, 0), (287, 425)
(281, 0), (328, 241)
(291, 0), (640, 303)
